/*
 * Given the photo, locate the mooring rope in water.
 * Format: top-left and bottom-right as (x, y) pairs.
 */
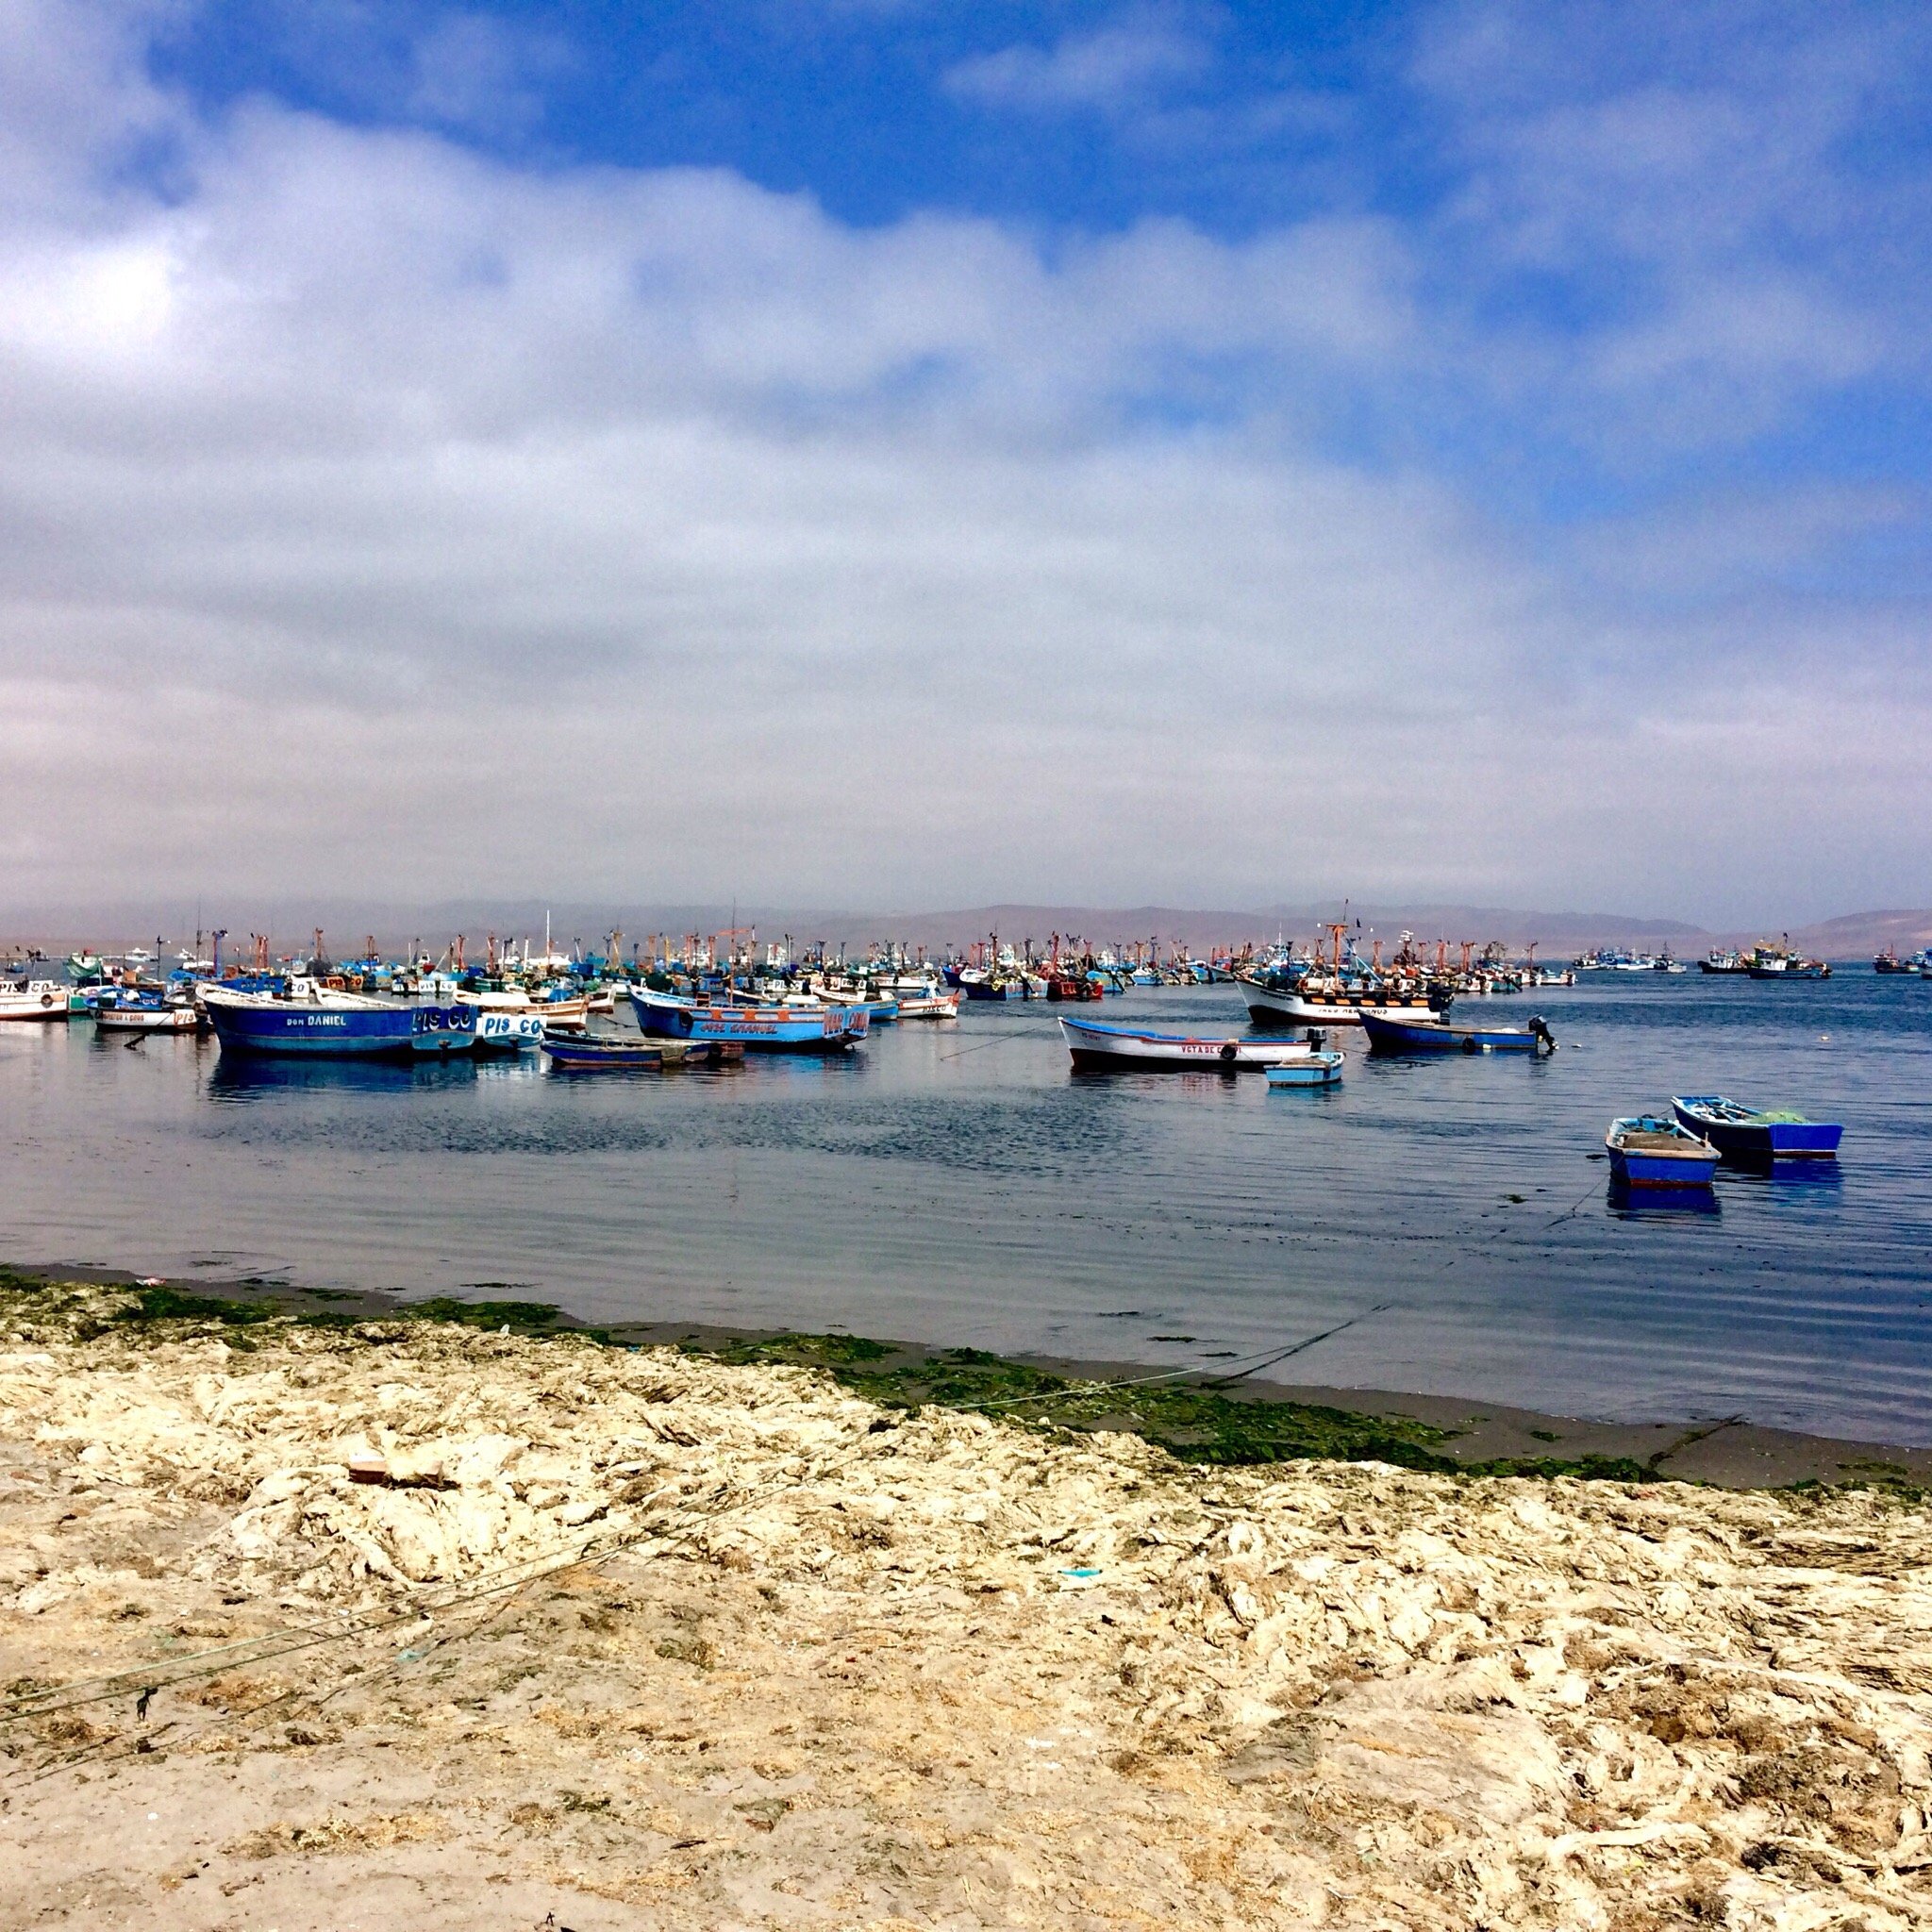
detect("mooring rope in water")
(960, 1303), (1394, 1412)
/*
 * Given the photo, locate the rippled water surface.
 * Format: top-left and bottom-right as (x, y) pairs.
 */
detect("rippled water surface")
(5, 974), (1930, 1439)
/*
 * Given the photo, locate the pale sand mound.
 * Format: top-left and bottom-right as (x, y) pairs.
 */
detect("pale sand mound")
(3, 1283), (1931, 1930)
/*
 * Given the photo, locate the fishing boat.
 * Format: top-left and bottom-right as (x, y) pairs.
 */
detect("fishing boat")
(454, 986), (591, 1030)
(628, 985), (867, 1052)
(1264, 1052), (1345, 1089)
(1239, 975), (1445, 1027)
(1359, 1012), (1556, 1055)
(202, 982), (477, 1058)
(894, 990), (959, 1020)
(958, 969), (1025, 1001)
(1743, 943), (1830, 980)
(1059, 1016), (1315, 1072)
(93, 989), (198, 1033)
(472, 1010), (547, 1053)
(1669, 1096), (1842, 1160)
(1605, 1116), (1720, 1188)
(0, 978), (71, 1023)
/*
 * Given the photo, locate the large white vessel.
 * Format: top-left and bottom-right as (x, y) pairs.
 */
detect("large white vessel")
(1237, 974), (1443, 1029)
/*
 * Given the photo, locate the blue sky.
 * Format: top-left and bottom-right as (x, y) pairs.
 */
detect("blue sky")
(2, 1), (1929, 919)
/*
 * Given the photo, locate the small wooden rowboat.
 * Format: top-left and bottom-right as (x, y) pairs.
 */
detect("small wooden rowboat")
(1059, 1016), (1313, 1072)
(1606, 1116), (1719, 1188)
(541, 1030), (745, 1070)
(1670, 1096), (1842, 1160)
(1359, 1011), (1555, 1055)
(1264, 1052), (1345, 1089)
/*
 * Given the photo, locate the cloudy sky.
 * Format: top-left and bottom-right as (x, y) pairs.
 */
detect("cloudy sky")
(3, 1), (1928, 924)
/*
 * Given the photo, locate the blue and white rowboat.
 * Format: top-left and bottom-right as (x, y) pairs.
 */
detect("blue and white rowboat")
(628, 985), (867, 1052)
(1265, 1052), (1345, 1088)
(1060, 1016), (1314, 1071)
(1606, 1116), (1719, 1188)
(203, 984), (476, 1058)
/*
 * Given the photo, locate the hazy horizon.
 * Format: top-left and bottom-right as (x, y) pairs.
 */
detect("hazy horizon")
(8, 892), (1928, 961)
(4, 4), (1929, 925)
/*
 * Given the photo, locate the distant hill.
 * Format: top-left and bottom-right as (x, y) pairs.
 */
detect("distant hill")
(1788, 909), (1932, 959)
(5, 896), (1925, 961)
(867, 903), (1716, 957)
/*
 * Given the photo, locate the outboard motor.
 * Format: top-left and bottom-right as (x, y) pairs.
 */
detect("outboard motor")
(1305, 1026), (1325, 1051)
(1528, 1014), (1557, 1055)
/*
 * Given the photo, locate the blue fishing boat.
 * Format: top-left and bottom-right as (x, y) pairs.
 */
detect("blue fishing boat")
(628, 985), (867, 1052)
(202, 983), (476, 1058)
(1670, 1096), (1842, 1160)
(1606, 1116), (1719, 1188)
(1264, 1052), (1344, 1089)
(1359, 1011), (1555, 1055)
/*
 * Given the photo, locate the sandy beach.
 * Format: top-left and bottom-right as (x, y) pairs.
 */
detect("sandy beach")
(6, 1278), (1932, 1930)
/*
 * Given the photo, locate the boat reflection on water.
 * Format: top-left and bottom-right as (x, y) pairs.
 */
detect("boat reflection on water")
(1607, 1179), (1722, 1218)
(206, 1054), (489, 1102)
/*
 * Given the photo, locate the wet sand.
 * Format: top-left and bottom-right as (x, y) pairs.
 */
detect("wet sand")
(6, 1275), (1932, 1929)
(17, 1262), (1932, 1490)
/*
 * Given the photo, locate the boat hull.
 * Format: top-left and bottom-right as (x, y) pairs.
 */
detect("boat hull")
(894, 994), (959, 1020)
(1264, 1053), (1345, 1088)
(541, 1035), (664, 1069)
(473, 1011), (547, 1053)
(1359, 1013), (1541, 1054)
(205, 996), (476, 1058)
(0, 982), (71, 1022)
(1609, 1148), (1720, 1187)
(1606, 1118), (1719, 1188)
(628, 987), (866, 1052)
(94, 1004), (198, 1033)
(1238, 976), (1444, 1029)
(1059, 1017), (1312, 1071)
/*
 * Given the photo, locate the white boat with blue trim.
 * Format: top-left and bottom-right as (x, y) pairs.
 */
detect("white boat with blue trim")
(1059, 1016), (1317, 1072)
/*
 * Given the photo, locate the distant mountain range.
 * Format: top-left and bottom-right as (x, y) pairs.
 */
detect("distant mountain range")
(7, 896), (1929, 960)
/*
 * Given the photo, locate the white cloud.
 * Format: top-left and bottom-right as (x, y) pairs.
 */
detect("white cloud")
(943, 11), (1211, 115)
(0, 3), (1925, 924)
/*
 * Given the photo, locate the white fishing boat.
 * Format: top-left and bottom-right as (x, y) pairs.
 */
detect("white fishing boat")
(1059, 1016), (1315, 1072)
(895, 991), (959, 1019)
(94, 990), (199, 1033)
(0, 979), (71, 1023)
(1238, 974), (1443, 1028)
(451, 986), (591, 1031)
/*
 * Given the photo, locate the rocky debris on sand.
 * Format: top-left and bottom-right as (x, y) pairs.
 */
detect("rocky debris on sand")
(3, 1280), (1931, 1929)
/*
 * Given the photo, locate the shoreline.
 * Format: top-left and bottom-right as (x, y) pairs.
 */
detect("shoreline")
(10, 1259), (1928, 1491)
(6, 1272), (1932, 1928)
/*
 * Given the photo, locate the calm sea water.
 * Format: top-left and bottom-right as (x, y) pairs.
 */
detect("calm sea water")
(4, 974), (1929, 1441)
